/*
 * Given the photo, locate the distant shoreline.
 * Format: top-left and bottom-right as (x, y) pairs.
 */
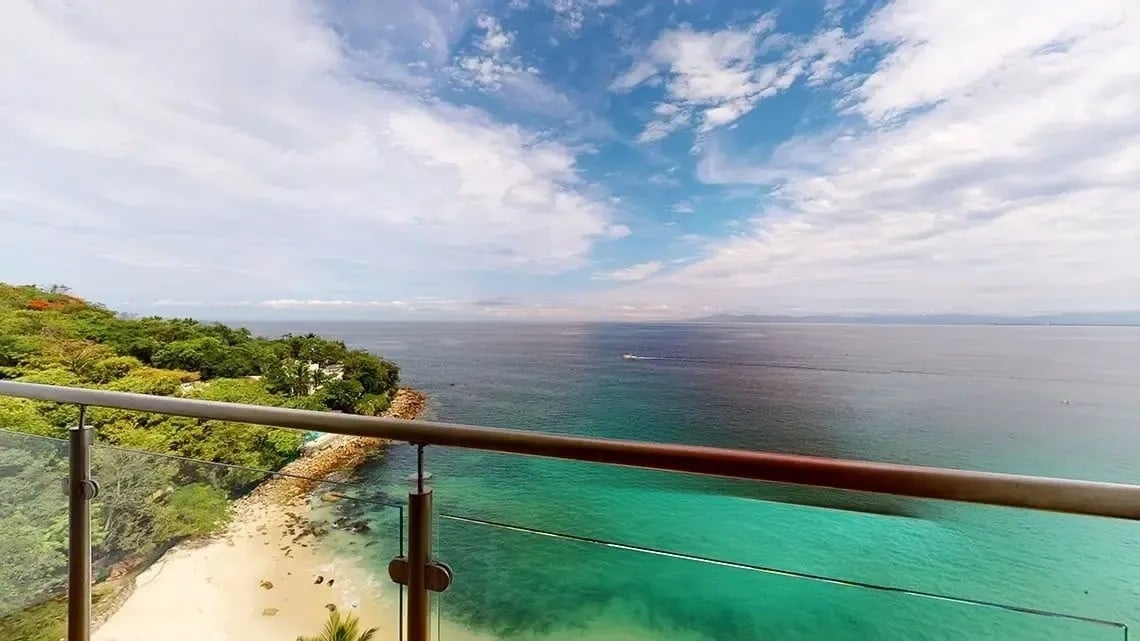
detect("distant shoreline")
(206, 317), (1140, 328)
(694, 320), (1140, 327)
(694, 312), (1140, 326)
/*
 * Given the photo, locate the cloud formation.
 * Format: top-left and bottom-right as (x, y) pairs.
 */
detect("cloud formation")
(2, 0), (1136, 319)
(452, 14), (534, 89)
(611, 15), (856, 142)
(594, 261), (664, 282)
(0, 0), (618, 306)
(638, 0), (1140, 315)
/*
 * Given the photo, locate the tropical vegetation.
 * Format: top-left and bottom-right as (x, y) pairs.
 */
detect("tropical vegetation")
(296, 610), (378, 641)
(0, 282), (400, 623)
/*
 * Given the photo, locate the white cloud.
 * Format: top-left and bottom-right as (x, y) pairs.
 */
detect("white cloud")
(319, 0), (484, 87)
(0, 0), (618, 305)
(611, 15), (857, 141)
(446, 11), (593, 128)
(802, 27), (858, 84)
(470, 300), (676, 321)
(452, 14), (534, 89)
(612, 21), (768, 137)
(671, 200), (695, 213)
(648, 171), (681, 186)
(854, 1), (1122, 122)
(606, 224), (632, 238)
(454, 55), (528, 89)
(610, 60), (661, 92)
(594, 260), (664, 281)
(260, 299), (414, 309)
(550, 0), (618, 35)
(625, 0), (1140, 315)
(153, 299), (209, 307)
(637, 101), (693, 142)
(478, 15), (513, 53)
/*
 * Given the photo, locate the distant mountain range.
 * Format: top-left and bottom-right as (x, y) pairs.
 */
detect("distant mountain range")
(695, 311), (1140, 326)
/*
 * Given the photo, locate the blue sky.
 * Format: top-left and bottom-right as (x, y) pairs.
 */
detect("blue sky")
(1, 0), (1137, 319)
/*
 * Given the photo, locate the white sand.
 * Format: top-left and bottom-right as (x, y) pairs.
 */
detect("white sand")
(94, 499), (398, 641)
(93, 400), (499, 641)
(93, 495), (499, 641)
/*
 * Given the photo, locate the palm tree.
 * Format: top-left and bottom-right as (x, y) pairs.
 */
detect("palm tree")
(296, 610), (377, 641)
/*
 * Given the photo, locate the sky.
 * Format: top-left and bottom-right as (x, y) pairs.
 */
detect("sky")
(1, 0), (1138, 320)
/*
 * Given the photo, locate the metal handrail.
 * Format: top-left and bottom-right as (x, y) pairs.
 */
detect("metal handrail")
(5, 379), (1140, 641)
(3, 379), (1139, 520)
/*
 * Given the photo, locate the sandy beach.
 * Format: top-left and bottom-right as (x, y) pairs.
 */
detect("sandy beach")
(94, 495), (398, 641)
(93, 390), (428, 641)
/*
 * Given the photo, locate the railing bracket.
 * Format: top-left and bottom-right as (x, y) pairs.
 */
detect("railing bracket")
(387, 557), (452, 592)
(62, 477), (100, 500)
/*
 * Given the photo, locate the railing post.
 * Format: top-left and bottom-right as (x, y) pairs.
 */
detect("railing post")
(388, 445), (451, 641)
(407, 456), (432, 641)
(408, 476), (428, 634)
(68, 406), (96, 641)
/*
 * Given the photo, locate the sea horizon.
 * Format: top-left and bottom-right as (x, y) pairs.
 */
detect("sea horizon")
(192, 315), (1140, 328)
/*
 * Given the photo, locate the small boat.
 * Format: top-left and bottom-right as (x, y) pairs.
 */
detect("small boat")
(622, 353), (637, 360)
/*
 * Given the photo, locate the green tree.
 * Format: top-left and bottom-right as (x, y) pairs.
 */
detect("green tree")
(320, 379), (364, 413)
(95, 412), (302, 474)
(342, 350), (399, 396)
(90, 448), (179, 557)
(0, 398), (57, 437)
(14, 368), (84, 388)
(297, 611), (377, 641)
(152, 484), (230, 541)
(25, 338), (114, 380)
(0, 333), (38, 370)
(281, 394), (331, 412)
(264, 359), (326, 397)
(0, 435), (105, 613)
(355, 393), (390, 416)
(281, 334), (347, 365)
(189, 378), (284, 406)
(151, 337), (228, 376)
(87, 355), (143, 384)
(106, 367), (195, 395)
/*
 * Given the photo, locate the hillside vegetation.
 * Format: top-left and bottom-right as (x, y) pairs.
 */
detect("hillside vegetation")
(0, 283), (401, 617)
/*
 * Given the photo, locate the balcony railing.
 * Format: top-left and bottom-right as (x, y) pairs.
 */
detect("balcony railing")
(1, 379), (1138, 641)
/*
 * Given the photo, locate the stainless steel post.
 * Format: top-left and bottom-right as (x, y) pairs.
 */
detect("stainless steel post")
(407, 446), (432, 641)
(68, 406), (94, 641)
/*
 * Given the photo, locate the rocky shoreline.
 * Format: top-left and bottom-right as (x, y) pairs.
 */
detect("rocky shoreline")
(242, 387), (427, 505)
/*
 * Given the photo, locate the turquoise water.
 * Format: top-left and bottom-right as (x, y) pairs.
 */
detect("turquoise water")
(248, 322), (1140, 640)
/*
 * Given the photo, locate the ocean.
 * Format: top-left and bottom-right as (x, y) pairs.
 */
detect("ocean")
(245, 321), (1140, 641)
